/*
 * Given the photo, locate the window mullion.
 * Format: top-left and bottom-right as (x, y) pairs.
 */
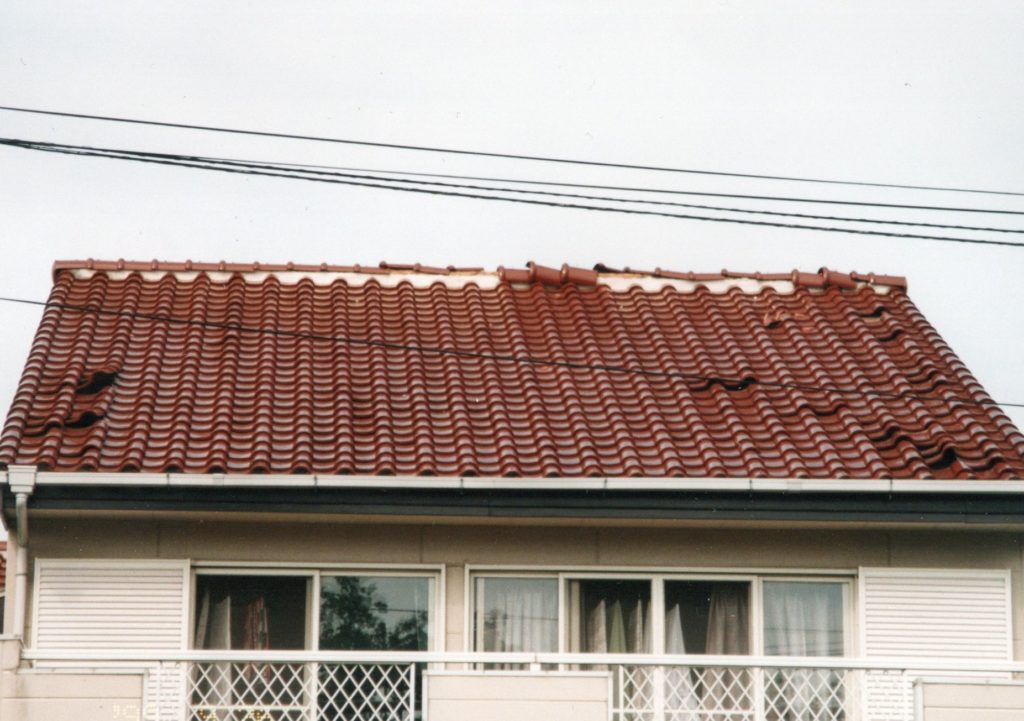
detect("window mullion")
(311, 570), (321, 651)
(651, 577), (665, 655)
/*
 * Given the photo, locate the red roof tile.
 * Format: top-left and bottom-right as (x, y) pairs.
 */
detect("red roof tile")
(1, 261), (1021, 479)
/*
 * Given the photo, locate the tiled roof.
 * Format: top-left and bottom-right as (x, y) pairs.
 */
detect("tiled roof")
(0, 260), (1022, 479)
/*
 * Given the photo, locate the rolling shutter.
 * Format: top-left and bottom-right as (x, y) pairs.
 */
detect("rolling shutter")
(34, 559), (189, 721)
(858, 567), (1012, 720)
(859, 567), (1012, 661)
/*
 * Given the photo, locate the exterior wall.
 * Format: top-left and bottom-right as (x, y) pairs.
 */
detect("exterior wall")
(921, 680), (1024, 720)
(17, 516), (1024, 658)
(2, 538), (13, 636)
(0, 638), (144, 721)
(425, 671), (609, 721)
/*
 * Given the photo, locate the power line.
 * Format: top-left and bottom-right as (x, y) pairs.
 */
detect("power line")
(170, 151), (1024, 235)
(4, 135), (1023, 218)
(194, 159), (1024, 217)
(8, 138), (1021, 234)
(5, 138), (1024, 249)
(0, 295), (1021, 410)
(2, 103), (1022, 197)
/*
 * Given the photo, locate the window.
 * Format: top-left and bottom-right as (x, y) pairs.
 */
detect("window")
(474, 576), (558, 653)
(469, 571), (848, 657)
(664, 580), (750, 654)
(192, 569), (439, 651)
(320, 575), (433, 651)
(569, 579), (651, 653)
(763, 580), (845, 656)
(194, 575), (309, 650)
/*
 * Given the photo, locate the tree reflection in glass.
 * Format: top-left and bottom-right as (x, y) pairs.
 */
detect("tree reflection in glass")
(319, 576), (431, 651)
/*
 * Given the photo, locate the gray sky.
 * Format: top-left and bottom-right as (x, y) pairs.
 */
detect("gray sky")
(1, 0), (1022, 485)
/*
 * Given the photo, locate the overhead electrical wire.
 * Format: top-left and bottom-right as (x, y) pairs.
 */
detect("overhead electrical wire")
(4, 138), (1024, 249)
(2, 103), (1022, 197)
(192, 160), (1024, 216)
(146, 148), (1024, 233)
(0, 295), (1021, 410)
(35, 141), (1019, 235)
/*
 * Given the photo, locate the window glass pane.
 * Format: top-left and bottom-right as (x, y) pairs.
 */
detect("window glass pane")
(664, 581), (750, 654)
(570, 579), (651, 653)
(763, 581), (844, 656)
(475, 577), (558, 653)
(194, 575), (309, 650)
(319, 576), (432, 651)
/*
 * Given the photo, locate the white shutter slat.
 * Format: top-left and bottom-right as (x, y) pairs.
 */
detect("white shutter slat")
(34, 559), (189, 721)
(859, 567), (1011, 721)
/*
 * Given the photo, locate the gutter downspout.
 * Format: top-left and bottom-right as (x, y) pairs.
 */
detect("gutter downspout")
(7, 465), (37, 641)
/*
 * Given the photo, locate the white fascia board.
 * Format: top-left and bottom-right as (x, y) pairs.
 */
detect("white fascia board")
(461, 477), (605, 490)
(751, 478), (892, 493)
(221, 474), (315, 488)
(316, 476), (461, 489)
(891, 479), (1024, 493)
(606, 477), (750, 491)
(26, 471), (1024, 494)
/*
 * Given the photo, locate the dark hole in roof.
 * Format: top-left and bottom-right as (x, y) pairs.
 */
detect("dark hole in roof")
(696, 377), (757, 393)
(75, 369), (118, 396)
(64, 410), (104, 430)
(927, 447), (960, 472)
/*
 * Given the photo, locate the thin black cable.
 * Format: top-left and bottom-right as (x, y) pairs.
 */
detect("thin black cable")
(0, 295), (1021, 410)
(4, 135), (1022, 218)
(154, 149), (1024, 235)
(1, 103), (1022, 197)
(186, 157), (1024, 217)
(182, 155), (1024, 233)
(5, 139), (1024, 249)
(12, 138), (1019, 234)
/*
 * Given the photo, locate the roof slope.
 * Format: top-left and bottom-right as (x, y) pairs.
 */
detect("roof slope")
(1, 260), (1022, 479)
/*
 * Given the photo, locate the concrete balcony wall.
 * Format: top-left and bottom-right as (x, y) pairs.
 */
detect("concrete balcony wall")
(921, 680), (1024, 721)
(425, 671), (610, 721)
(0, 639), (144, 721)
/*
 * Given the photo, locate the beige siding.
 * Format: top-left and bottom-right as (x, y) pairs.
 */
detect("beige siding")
(426, 672), (609, 721)
(922, 681), (1024, 720)
(0, 639), (144, 721)
(20, 516), (1024, 657)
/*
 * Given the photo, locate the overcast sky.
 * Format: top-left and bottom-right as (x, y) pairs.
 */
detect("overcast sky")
(1, 0), (1022, 502)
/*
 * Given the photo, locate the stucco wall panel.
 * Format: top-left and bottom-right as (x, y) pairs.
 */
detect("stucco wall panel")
(922, 681), (1024, 719)
(426, 672), (609, 721)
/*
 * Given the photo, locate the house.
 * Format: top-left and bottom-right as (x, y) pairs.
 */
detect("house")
(1, 258), (1023, 721)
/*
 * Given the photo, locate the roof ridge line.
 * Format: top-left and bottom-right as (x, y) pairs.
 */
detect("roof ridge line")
(51, 258), (908, 291)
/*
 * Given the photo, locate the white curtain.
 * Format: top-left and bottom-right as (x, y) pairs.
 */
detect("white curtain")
(194, 590), (233, 707)
(664, 603), (701, 714)
(763, 582), (842, 657)
(702, 585), (750, 720)
(483, 579), (558, 653)
(763, 582), (844, 721)
(583, 588), (650, 653)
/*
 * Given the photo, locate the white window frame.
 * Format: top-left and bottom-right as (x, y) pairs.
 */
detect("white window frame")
(466, 565), (853, 656)
(191, 563), (445, 652)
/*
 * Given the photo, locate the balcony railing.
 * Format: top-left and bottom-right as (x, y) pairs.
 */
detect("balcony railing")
(21, 649), (1024, 721)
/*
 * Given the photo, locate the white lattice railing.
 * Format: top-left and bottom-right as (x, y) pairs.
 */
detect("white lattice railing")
(22, 650), (1023, 721)
(188, 661), (417, 720)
